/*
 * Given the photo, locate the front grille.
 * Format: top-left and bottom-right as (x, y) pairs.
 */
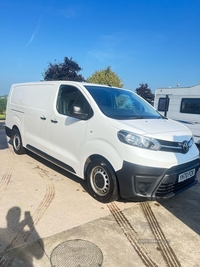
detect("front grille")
(156, 177), (196, 197)
(158, 138), (193, 154)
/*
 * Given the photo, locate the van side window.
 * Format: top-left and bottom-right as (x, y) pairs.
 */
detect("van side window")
(56, 85), (93, 119)
(158, 98), (169, 111)
(181, 98), (200, 114)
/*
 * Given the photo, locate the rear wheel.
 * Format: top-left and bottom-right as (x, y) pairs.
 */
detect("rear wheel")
(86, 158), (119, 203)
(12, 129), (25, 155)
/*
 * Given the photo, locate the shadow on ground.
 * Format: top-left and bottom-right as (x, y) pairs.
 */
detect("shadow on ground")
(0, 122), (8, 149)
(28, 149), (200, 236)
(2, 121), (200, 236)
(158, 179), (200, 235)
(26, 150), (89, 194)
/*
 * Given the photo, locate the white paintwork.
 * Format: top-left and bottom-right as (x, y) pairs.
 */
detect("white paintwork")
(6, 81), (199, 180)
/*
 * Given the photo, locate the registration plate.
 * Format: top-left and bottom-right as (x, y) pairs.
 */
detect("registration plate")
(178, 169), (195, 183)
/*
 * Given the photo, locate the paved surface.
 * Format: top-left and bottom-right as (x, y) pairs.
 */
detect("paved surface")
(0, 121), (200, 267)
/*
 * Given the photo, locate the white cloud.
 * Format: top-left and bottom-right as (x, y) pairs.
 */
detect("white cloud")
(88, 50), (114, 61)
(58, 8), (75, 18)
(25, 25), (40, 48)
(25, 15), (43, 48)
(87, 31), (136, 62)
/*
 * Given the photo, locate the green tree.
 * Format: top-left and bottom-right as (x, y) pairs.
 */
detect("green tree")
(87, 66), (124, 88)
(0, 97), (7, 114)
(43, 57), (85, 82)
(135, 83), (154, 105)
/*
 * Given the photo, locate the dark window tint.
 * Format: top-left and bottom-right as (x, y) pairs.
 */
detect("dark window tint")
(181, 98), (200, 114)
(85, 85), (161, 120)
(56, 85), (93, 119)
(157, 97), (169, 112)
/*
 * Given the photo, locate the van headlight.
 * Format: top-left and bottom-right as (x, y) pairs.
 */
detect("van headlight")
(117, 130), (161, 150)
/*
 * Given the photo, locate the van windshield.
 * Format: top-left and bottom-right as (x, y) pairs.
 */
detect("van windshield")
(84, 86), (162, 120)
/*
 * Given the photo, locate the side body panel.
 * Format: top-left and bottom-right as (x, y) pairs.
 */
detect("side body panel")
(23, 83), (56, 153)
(6, 83), (57, 154)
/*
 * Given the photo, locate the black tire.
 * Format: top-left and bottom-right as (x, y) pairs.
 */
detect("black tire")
(86, 158), (119, 203)
(12, 129), (25, 155)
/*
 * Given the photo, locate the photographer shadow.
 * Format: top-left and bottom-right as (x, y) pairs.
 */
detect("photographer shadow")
(0, 207), (44, 267)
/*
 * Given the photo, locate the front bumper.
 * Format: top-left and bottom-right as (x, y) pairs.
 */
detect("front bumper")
(116, 159), (199, 201)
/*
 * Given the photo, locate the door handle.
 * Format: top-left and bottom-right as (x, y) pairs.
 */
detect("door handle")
(40, 115), (46, 120)
(51, 118), (58, 123)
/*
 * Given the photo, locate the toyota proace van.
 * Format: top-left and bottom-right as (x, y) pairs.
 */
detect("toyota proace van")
(5, 81), (199, 203)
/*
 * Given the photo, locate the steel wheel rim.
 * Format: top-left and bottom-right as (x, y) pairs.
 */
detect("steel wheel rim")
(90, 166), (110, 196)
(13, 134), (21, 151)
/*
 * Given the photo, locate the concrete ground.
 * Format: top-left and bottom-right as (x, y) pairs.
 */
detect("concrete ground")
(0, 121), (200, 267)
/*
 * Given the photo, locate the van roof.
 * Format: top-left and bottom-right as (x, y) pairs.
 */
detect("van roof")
(12, 81), (115, 88)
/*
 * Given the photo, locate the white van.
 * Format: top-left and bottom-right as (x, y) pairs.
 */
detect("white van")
(5, 81), (199, 203)
(154, 84), (200, 144)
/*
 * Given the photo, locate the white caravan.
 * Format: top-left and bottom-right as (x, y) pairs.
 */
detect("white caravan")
(154, 84), (200, 144)
(5, 81), (199, 203)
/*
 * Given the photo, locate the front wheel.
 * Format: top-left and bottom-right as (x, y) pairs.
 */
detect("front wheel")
(12, 129), (25, 155)
(86, 158), (119, 203)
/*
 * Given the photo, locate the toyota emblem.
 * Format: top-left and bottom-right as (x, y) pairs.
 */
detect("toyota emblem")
(179, 138), (194, 153)
(182, 141), (189, 153)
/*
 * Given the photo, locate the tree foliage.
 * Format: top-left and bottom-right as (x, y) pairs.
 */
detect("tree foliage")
(135, 83), (154, 105)
(87, 67), (124, 88)
(43, 57), (85, 82)
(0, 96), (7, 114)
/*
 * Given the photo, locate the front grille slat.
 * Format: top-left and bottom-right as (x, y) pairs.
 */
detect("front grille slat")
(158, 137), (193, 154)
(156, 177), (196, 197)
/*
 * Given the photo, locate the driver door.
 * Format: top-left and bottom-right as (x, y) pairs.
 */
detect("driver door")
(48, 84), (92, 175)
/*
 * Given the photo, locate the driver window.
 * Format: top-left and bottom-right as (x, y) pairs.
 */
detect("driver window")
(56, 85), (92, 119)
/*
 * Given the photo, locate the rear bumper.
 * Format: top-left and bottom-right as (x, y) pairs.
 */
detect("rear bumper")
(116, 159), (199, 201)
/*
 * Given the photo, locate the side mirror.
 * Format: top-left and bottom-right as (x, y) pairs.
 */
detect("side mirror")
(70, 105), (88, 120)
(73, 105), (82, 114)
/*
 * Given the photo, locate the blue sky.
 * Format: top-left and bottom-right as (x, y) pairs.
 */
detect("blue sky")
(0, 0), (200, 95)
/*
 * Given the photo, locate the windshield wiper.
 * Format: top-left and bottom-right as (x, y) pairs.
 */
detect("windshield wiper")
(129, 116), (144, 119)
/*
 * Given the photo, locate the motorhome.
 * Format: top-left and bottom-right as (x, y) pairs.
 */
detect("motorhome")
(154, 84), (200, 145)
(5, 81), (199, 203)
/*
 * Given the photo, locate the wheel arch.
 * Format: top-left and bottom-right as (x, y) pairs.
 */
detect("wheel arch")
(84, 154), (115, 179)
(8, 114), (24, 140)
(11, 125), (23, 139)
(82, 140), (123, 179)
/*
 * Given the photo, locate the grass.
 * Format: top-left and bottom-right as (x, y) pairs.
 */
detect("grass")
(0, 114), (5, 120)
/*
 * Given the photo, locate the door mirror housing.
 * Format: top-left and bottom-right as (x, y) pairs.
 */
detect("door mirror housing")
(70, 105), (88, 120)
